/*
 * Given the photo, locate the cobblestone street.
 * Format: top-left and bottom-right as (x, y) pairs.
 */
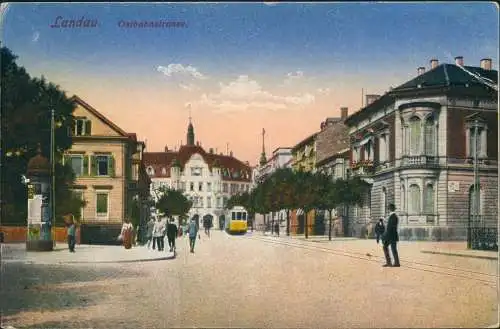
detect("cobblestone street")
(1, 231), (498, 328)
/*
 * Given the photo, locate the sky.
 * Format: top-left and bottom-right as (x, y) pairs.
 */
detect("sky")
(1, 2), (498, 166)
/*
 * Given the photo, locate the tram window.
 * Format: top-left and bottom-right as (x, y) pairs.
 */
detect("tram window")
(242, 213), (247, 220)
(236, 212), (242, 220)
(232, 212), (236, 220)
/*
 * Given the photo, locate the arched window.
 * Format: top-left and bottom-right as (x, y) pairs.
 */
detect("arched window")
(147, 166), (155, 176)
(409, 184), (421, 214)
(469, 185), (484, 220)
(423, 183), (435, 214)
(424, 116), (435, 156)
(364, 140), (372, 160)
(409, 116), (421, 155)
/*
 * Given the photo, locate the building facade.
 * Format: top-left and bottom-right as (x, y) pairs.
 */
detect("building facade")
(143, 119), (253, 229)
(344, 57), (498, 240)
(64, 96), (151, 244)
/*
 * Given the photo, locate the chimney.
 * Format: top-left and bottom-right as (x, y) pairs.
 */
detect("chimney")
(417, 67), (426, 75)
(340, 107), (348, 119)
(209, 148), (214, 154)
(480, 58), (492, 70)
(230, 151), (233, 157)
(430, 59), (439, 69)
(164, 145), (169, 152)
(455, 56), (464, 66)
(365, 94), (380, 106)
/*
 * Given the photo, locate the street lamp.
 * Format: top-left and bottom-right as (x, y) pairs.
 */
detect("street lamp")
(468, 119), (481, 249)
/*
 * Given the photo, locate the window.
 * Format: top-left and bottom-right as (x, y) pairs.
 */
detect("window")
(223, 183), (228, 193)
(424, 117), (435, 156)
(409, 116), (421, 155)
(207, 197), (212, 208)
(190, 182), (194, 191)
(468, 127), (485, 157)
(70, 155), (84, 176)
(198, 182), (203, 192)
(409, 184), (421, 214)
(191, 167), (202, 176)
(423, 184), (435, 214)
(74, 118), (92, 136)
(96, 192), (109, 217)
(181, 182), (186, 191)
(217, 197), (221, 208)
(207, 182), (212, 192)
(364, 140), (372, 160)
(379, 134), (387, 162)
(96, 155), (110, 176)
(223, 197), (228, 207)
(200, 197), (204, 208)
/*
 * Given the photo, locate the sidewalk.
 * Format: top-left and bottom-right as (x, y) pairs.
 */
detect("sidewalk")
(255, 232), (498, 260)
(1, 243), (175, 265)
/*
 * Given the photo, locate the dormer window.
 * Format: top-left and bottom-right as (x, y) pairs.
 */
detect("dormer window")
(74, 117), (92, 136)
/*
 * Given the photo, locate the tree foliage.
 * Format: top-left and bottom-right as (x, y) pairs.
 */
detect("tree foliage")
(1, 46), (84, 225)
(155, 186), (192, 220)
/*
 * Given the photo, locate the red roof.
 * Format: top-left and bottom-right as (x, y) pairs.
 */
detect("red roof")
(144, 145), (252, 182)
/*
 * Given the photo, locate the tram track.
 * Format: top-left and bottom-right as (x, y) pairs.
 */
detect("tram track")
(247, 235), (499, 287)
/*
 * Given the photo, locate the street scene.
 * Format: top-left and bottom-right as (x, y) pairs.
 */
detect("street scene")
(1, 2), (499, 329)
(2, 231), (498, 328)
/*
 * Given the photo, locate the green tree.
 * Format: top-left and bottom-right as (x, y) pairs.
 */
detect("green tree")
(268, 168), (297, 236)
(294, 170), (322, 239)
(316, 172), (340, 241)
(155, 186), (192, 220)
(1, 46), (84, 226)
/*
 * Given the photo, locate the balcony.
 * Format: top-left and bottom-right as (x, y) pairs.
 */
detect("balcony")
(350, 160), (375, 176)
(401, 155), (439, 168)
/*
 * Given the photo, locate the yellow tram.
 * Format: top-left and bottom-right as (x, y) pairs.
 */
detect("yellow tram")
(225, 206), (248, 234)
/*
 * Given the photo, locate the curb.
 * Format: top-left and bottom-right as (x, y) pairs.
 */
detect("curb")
(420, 250), (498, 260)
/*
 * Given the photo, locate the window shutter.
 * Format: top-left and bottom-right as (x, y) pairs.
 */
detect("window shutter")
(108, 156), (115, 177)
(84, 120), (92, 136)
(91, 155), (97, 176)
(83, 156), (89, 176)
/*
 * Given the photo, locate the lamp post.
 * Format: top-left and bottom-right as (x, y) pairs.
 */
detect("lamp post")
(50, 109), (56, 246)
(468, 119), (481, 249)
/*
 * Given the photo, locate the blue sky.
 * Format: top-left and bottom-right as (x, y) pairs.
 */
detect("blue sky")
(1, 2), (498, 164)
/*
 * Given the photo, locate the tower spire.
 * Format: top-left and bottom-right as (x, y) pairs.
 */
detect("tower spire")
(259, 128), (267, 166)
(186, 103), (195, 146)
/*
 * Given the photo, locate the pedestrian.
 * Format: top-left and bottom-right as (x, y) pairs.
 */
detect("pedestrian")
(120, 218), (134, 250)
(188, 217), (199, 253)
(274, 222), (280, 237)
(152, 217), (164, 251)
(375, 218), (385, 244)
(382, 203), (400, 267)
(66, 214), (76, 253)
(167, 219), (178, 252)
(161, 217), (168, 251)
(146, 218), (155, 249)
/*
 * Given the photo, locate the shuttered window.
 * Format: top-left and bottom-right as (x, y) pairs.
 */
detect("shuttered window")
(90, 155), (115, 177)
(409, 184), (420, 214)
(409, 117), (421, 155)
(74, 118), (92, 136)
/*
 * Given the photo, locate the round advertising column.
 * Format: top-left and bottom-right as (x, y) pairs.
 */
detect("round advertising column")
(25, 146), (54, 251)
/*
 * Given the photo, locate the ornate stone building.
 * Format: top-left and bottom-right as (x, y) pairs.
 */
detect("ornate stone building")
(344, 57), (498, 240)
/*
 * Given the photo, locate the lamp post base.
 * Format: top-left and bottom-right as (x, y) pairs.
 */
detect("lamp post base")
(26, 240), (54, 251)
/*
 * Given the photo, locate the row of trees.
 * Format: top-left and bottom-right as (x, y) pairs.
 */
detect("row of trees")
(226, 168), (370, 240)
(1, 46), (85, 225)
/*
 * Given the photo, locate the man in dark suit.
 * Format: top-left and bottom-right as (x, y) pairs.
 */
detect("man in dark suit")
(382, 203), (400, 267)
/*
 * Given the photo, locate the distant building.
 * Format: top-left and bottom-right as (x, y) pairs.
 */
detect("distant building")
(143, 118), (252, 229)
(344, 57), (498, 240)
(64, 95), (151, 244)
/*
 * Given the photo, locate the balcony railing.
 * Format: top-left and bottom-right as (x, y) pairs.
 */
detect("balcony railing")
(401, 155), (439, 167)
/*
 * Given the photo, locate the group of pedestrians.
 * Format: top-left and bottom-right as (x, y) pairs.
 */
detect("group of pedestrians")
(145, 217), (179, 252)
(374, 203), (400, 267)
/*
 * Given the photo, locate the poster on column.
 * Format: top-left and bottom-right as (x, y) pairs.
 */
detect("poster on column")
(28, 195), (43, 225)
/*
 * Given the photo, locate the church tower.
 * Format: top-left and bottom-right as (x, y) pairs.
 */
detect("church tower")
(259, 128), (267, 166)
(187, 106), (195, 146)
